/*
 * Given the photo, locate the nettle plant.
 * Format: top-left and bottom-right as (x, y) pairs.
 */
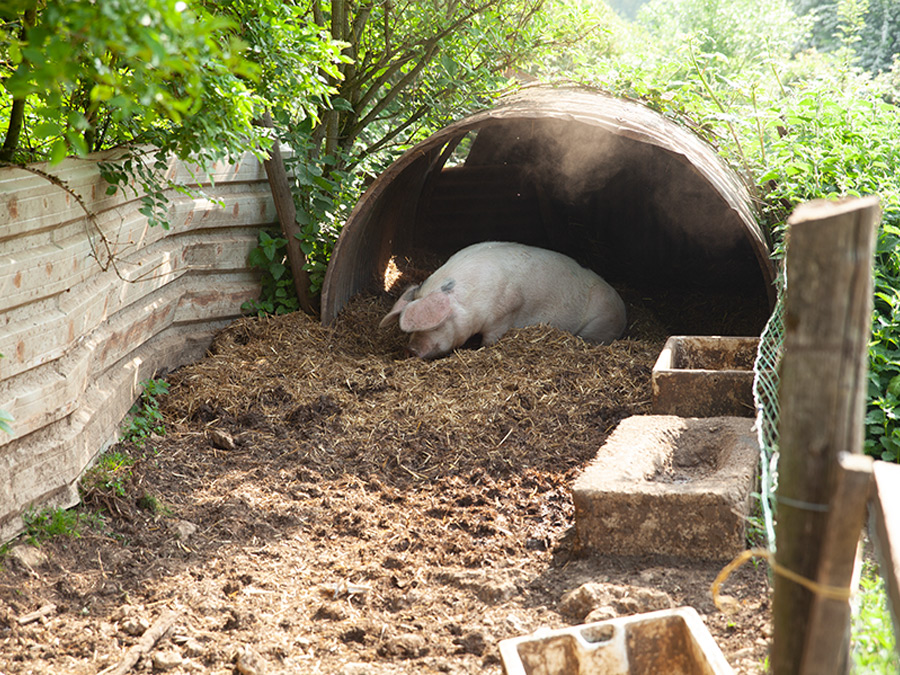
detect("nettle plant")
(571, 15), (900, 463)
(242, 230), (300, 317)
(758, 86), (900, 460)
(121, 378), (170, 447)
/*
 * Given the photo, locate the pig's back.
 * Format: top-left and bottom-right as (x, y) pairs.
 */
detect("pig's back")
(422, 242), (622, 340)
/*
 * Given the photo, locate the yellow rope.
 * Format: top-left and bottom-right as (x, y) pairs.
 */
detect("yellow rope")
(711, 548), (853, 613)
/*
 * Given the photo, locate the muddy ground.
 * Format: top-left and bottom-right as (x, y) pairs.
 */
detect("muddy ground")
(0, 287), (772, 674)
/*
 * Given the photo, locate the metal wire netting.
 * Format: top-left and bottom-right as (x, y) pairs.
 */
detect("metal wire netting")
(753, 267), (785, 550)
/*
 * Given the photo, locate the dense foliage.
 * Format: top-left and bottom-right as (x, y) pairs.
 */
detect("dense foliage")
(0, 0), (552, 294)
(793, 0), (900, 74)
(530, 0), (900, 463)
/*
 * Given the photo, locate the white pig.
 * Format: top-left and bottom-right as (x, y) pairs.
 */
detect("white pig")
(379, 241), (626, 359)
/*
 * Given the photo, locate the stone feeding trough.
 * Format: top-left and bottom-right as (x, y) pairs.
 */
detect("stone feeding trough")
(651, 336), (759, 418)
(499, 606), (734, 675)
(572, 415), (759, 561)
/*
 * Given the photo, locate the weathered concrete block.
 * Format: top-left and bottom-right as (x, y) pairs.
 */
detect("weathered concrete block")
(651, 336), (758, 418)
(572, 415), (759, 561)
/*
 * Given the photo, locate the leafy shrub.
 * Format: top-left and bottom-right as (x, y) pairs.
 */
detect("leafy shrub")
(548, 0), (900, 463)
(121, 378), (169, 447)
(242, 230), (300, 317)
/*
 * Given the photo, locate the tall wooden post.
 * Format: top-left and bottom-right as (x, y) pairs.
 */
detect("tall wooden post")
(259, 113), (316, 316)
(773, 196), (880, 674)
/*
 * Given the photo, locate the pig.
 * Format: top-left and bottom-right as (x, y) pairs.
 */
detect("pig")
(379, 241), (626, 359)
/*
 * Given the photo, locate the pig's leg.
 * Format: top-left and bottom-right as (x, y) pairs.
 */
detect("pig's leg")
(579, 313), (625, 344)
(480, 319), (516, 346)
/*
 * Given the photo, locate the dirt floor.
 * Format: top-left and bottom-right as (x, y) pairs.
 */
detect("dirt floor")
(0, 285), (773, 675)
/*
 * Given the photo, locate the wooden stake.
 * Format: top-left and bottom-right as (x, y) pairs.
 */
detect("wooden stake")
(772, 196), (880, 675)
(800, 452), (873, 674)
(259, 113), (316, 316)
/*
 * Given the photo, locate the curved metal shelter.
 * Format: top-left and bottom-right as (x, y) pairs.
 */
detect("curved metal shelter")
(321, 87), (775, 324)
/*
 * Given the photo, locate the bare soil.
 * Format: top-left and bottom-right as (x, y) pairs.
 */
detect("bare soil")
(0, 287), (772, 675)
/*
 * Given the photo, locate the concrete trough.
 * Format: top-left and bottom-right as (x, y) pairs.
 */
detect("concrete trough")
(651, 336), (759, 418)
(572, 415), (759, 561)
(499, 606), (733, 675)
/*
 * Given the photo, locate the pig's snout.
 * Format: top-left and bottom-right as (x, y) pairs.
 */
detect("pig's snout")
(406, 334), (445, 360)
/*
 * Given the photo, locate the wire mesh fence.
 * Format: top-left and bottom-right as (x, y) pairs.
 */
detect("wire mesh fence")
(754, 265), (785, 549)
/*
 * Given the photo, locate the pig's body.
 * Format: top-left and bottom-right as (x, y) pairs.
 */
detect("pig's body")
(379, 241), (626, 359)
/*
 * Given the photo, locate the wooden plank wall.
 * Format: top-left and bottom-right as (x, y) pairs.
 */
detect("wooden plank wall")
(0, 151), (275, 541)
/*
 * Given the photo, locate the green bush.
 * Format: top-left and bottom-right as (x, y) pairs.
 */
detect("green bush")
(241, 230), (301, 317)
(540, 0), (900, 463)
(121, 378), (169, 447)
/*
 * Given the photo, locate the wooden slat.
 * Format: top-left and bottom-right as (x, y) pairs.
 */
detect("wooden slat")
(870, 460), (900, 638)
(0, 189), (273, 311)
(0, 229), (259, 380)
(801, 452), (874, 674)
(0, 151), (273, 238)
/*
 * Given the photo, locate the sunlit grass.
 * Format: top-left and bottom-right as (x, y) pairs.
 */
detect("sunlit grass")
(851, 559), (899, 673)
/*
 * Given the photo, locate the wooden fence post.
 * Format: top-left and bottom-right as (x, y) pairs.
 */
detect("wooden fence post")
(772, 196), (880, 675)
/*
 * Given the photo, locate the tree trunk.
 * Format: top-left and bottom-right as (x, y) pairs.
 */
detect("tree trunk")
(0, 7), (38, 163)
(0, 97), (27, 163)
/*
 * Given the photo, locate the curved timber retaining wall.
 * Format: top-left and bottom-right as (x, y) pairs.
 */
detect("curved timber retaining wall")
(0, 151), (274, 541)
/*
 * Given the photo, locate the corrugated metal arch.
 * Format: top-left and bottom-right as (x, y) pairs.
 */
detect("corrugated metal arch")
(321, 87), (775, 324)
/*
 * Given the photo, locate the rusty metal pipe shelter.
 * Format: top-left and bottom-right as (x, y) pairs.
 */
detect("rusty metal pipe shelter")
(321, 87), (775, 324)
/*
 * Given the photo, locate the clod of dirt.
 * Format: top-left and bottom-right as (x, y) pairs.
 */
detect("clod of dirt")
(455, 630), (489, 656)
(558, 582), (608, 621)
(151, 649), (183, 671)
(173, 520), (197, 540)
(613, 587), (673, 614)
(235, 645), (267, 675)
(340, 626), (367, 644)
(439, 569), (521, 605)
(7, 545), (48, 574)
(378, 633), (429, 659)
(584, 605), (618, 623)
(312, 602), (347, 622)
(121, 616), (150, 636)
(207, 428), (236, 450)
(180, 637), (205, 658)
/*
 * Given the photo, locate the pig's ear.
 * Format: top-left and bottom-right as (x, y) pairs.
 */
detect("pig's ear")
(399, 292), (452, 332)
(379, 286), (419, 328)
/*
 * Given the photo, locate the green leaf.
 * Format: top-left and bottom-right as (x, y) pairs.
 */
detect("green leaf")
(270, 262), (287, 281)
(889, 375), (900, 398)
(49, 139), (68, 165)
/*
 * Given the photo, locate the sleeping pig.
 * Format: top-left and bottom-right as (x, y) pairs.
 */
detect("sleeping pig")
(379, 241), (626, 359)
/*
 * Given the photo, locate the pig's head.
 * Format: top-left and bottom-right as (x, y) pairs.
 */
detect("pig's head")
(379, 283), (462, 359)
